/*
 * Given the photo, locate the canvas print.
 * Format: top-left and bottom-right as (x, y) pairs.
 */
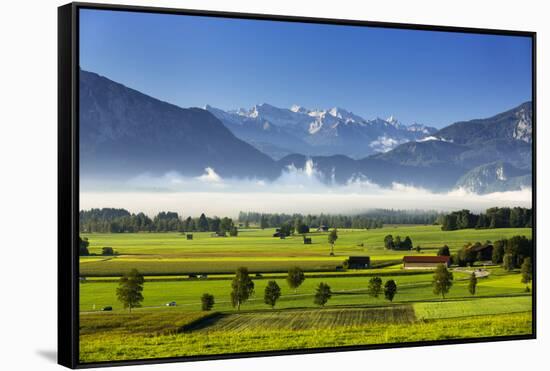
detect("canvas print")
(77, 8), (534, 363)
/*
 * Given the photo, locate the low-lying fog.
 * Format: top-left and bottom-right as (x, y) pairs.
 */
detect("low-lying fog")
(80, 162), (532, 217)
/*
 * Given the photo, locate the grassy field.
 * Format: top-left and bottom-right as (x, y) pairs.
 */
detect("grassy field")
(80, 269), (527, 312)
(79, 311), (532, 362)
(79, 226), (531, 276)
(185, 306), (416, 332)
(79, 226), (533, 363)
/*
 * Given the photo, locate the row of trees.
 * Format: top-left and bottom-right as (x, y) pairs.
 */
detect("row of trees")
(113, 261), (533, 312)
(241, 212), (384, 230)
(439, 207), (532, 231)
(80, 208), (237, 234)
(384, 235), (413, 251)
(240, 209), (443, 228)
(447, 235), (533, 269)
(114, 267), (399, 312)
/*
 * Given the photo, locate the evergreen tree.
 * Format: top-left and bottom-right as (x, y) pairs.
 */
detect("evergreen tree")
(260, 215), (268, 229)
(198, 213), (209, 232)
(492, 241), (505, 264)
(384, 280), (397, 302)
(468, 272), (477, 295)
(384, 235), (394, 250)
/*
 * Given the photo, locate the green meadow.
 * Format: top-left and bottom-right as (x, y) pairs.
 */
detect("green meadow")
(79, 226), (530, 276)
(79, 226), (533, 362)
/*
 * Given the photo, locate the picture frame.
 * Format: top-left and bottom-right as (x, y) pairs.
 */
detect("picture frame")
(58, 2), (536, 368)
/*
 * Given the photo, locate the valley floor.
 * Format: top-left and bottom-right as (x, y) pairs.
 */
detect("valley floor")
(78, 226), (533, 363)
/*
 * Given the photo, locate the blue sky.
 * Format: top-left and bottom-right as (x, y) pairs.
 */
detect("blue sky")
(80, 9), (532, 128)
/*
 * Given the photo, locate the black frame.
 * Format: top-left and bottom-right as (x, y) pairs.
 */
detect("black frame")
(58, 2), (537, 368)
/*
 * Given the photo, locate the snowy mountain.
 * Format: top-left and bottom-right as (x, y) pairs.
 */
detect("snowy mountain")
(206, 103), (437, 159)
(79, 69), (531, 194)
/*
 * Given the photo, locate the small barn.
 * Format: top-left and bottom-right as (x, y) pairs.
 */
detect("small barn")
(303, 237), (312, 244)
(347, 256), (371, 269)
(403, 256), (450, 269)
(317, 225), (329, 232)
(186, 234), (193, 240)
(211, 231), (226, 237)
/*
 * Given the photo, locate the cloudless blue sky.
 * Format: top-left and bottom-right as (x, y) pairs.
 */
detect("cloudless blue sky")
(80, 9), (532, 128)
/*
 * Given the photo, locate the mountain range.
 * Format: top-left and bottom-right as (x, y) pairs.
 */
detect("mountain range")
(80, 70), (532, 194)
(205, 103), (437, 159)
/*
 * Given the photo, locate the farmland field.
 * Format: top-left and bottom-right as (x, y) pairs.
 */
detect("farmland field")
(79, 226), (531, 276)
(79, 310), (532, 362)
(79, 226), (533, 362)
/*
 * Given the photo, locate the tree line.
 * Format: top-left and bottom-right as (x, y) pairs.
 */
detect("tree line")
(240, 209), (445, 229)
(438, 207), (532, 231)
(434, 235), (533, 272)
(80, 208), (237, 234)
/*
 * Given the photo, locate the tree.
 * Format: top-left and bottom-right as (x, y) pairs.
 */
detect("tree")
(280, 223), (293, 236)
(394, 236), (402, 249)
(294, 219), (310, 235)
(492, 241), (505, 264)
(437, 245), (450, 257)
(260, 215), (268, 229)
(230, 267), (255, 310)
(287, 266), (305, 293)
(384, 280), (397, 302)
(264, 281), (281, 308)
(229, 226), (238, 237)
(368, 277), (383, 298)
(384, 235), (394, 250)
(468, 272), (477, 296)
(402, 236), (413, 250)
(328, 229), (338, 256)
(116, 269), (144, 312)
(201, 293), (215, 311)
(219, 217), (233, 234)
(198, 213), (209, 231)
(102, 246), (114, 256)
(79, 237), (90, 256)
(521, 257), (532, 291)
(503, 253), (515, 271)
(432, 264), (453, 299)
(314, 282), (332, 306)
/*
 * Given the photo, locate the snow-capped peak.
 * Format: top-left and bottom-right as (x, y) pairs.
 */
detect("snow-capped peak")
(386, 115), (400, 126)
(290, 104), (309, 114)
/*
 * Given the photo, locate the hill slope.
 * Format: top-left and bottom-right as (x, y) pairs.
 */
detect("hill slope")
(80, 70), (278, 180)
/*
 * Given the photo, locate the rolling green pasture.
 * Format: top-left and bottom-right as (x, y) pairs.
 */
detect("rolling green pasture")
(80, 226), (531, 276)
